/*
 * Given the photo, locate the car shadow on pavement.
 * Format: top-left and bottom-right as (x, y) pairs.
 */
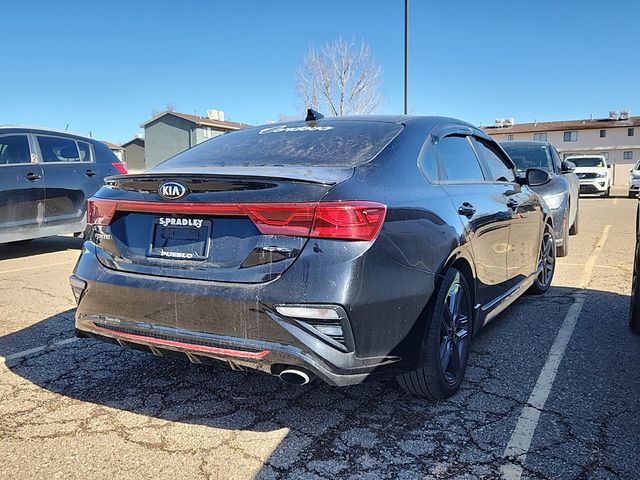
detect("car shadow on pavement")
(2, 286), (639, 478)
(0, 235), (84, 260)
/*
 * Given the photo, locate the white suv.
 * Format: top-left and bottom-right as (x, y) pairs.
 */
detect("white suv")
(565, 155), (611, 197)
(629, 160), (640, 198)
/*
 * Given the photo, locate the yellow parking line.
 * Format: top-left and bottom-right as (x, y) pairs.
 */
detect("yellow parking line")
(0, 261), (73, 275)
(500, 224), (610, 479)
(0, 337), (79, 364)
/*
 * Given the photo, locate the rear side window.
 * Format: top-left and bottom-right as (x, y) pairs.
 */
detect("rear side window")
(417, 138), (438, 182)
(37, 136), (81, 163)
(474, 139), (515, 182)
(78, 141), (93, 162)
(0, 135), (31, 165)
(159, 121), (404, 168)
(436, 136), (485, 182)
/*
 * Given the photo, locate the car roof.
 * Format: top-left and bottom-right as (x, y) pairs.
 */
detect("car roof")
(500, 140), (550, 147)
(0, 125), (94, 142)
(252, 114), (478, 130)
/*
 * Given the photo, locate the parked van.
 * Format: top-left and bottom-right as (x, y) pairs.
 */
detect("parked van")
(0, 126), (127, 244)
(565, 154), (611, 197)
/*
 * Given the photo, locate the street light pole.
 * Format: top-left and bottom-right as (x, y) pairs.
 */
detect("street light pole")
(404, 0), (409, 115)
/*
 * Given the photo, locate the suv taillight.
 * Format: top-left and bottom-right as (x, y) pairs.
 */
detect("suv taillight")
(85, 199), (387, 241)
(112, 162), (128, 174)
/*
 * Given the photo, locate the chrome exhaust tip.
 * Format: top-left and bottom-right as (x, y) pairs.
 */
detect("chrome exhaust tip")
(278, 368), (311, 386)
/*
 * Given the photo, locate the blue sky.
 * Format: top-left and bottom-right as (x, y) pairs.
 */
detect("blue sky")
(1, 0), (637, 143)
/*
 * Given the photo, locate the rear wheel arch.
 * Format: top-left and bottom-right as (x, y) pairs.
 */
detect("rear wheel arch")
(398, 263), (475, 399)
(450, 258), (476, 317)
(416, 254), (477, 358)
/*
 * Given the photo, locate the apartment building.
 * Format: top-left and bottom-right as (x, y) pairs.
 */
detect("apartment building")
(483, 111), (640, 165)
(140, 109), (250, 168)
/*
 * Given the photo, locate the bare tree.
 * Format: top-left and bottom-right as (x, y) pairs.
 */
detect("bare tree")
(296, 37), (383, 116)
(151, 102), (177, 118)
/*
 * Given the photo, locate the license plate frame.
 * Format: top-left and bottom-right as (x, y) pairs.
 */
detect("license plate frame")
(147, 218), (212, 261)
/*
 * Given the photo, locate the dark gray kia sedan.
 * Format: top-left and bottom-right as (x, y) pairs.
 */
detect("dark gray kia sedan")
(0, 127), (127, 244)
(501, 141), (580, 257)
(71, 114), (555, 400)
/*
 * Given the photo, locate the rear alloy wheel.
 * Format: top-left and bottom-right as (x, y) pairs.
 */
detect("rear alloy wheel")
(528, 224), (556, 295)
(397, 267), (472, 400)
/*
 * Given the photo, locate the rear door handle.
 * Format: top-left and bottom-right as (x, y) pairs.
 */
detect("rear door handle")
(85, 169), (97, 177)
(458, 202), (476, 218)
(506, 199), (519, 209)
(25, 172), (41, 181)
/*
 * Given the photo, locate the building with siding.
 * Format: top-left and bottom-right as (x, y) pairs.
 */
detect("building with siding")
(140, 110), (250, 168)
(121, 136), (145, 172)
(483, 112), (640, 166)
(101, 141), (124, 162)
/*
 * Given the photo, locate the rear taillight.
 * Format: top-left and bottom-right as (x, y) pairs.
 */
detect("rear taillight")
(243, 204), (316, 237)
(112, 162), (128, 174)
(311, 202), (387, 241)
(87, 198), (118, 225)
(85, 199), (387, 241)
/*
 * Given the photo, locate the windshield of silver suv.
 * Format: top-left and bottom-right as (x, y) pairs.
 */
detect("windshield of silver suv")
(568, 157), (605, 168)
(501, 143), (553, 173)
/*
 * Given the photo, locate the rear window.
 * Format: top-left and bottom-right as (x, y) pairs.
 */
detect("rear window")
(502, 144), (554, 173)
(159, 121), (403, 168)
(567, 157), (604, 168)
(37, 136), (81, 163)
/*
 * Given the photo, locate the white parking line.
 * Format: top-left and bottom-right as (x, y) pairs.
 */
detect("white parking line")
(0, 337), (79, 364)
(500, 224), (611, 479)
(0, 261), (73, 275)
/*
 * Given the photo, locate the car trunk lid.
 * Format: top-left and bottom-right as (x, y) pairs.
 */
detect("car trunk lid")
(89, 169), (352, 283)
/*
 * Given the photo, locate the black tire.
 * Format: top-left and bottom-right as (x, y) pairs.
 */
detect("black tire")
(569, 204), (579, 235)
(556, 224), (569, 258)
(630, 206), (640, 335)
(6, 239), (33, 247)
(629, 192), (637, 199)
(603, 187), (610, 198)
(527, 223), (556, 295)
(396, 267), (473, 400)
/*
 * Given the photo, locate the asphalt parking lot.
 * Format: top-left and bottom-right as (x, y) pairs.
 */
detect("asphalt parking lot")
(1, 191), (639, 480)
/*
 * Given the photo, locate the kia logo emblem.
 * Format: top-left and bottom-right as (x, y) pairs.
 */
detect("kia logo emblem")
(158, 182), (188, 200)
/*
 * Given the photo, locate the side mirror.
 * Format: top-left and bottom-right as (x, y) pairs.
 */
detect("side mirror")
(607, 164), (612, 168)
(526, 168), (552, 187)
(561, 160), (575, 173)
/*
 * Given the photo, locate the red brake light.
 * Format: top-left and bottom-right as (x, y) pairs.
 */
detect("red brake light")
(112, 162), (128, 174)
(243, 203), (316, 236)
(84, 199), (386, 241)
(242, 202), (386, 240)
(311, 202), (387, 241)
(87, 198), (117, 225)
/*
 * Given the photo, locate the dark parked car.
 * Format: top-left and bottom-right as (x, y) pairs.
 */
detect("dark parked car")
(0, 127), (127, 244)
(501, 141), (580, 257)
(70, 114), (556, 400)
(630, 201), (640, 335)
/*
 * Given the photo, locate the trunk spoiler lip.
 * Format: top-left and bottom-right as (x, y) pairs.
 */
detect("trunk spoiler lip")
(105, 166), (355, 186)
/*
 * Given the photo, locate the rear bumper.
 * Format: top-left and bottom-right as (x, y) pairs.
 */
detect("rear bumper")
(72, 241), (436, 386)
